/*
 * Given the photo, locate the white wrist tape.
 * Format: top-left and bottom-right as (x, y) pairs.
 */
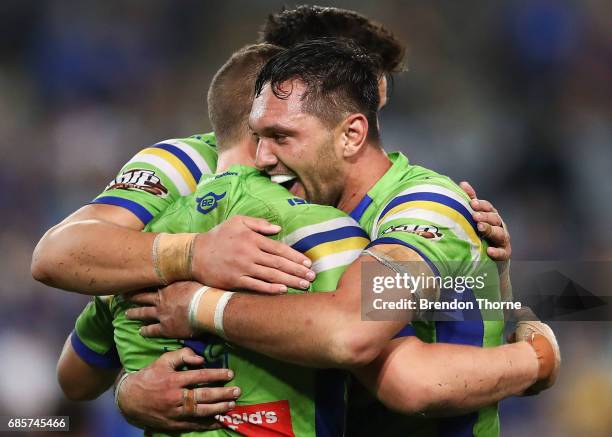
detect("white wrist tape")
(188, 286), (210, 330)
(214, 291), (235, 339)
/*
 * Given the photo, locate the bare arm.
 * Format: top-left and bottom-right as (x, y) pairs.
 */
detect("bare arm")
(219, 256), (404, 367)
(32, 204), (314, 295)
(352, 337), (539, 416)
(210, 244), (438, 367)
(32, 204), (159, 294)
(129, 249), (560, 399)
(56, 335), (120, 401)
(130, 244), (435, 368)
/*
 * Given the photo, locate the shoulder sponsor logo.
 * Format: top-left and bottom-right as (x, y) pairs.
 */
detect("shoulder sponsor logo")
(216, 400), (295, 436)
(105, 169), (168, 196)
(382, 224), (443, 240)
(195, 191), (226, 214)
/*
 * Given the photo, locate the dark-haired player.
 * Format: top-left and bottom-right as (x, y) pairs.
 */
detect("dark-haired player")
(35, 4), (514, 432)
(63, 41), (557, 437)
(33, 5), (506, 297)
(127, 39), (560, 437)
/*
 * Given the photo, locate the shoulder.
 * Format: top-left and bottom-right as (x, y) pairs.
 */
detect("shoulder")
(281, 204), (366, 244)
(371, 165), (483, 266)
(150, 133), (218, 178)
(280, 204), (369, 265)
(189, 132), (217, 148)
(103, 133), (218, 197)
(374, 165), (476, 236)
(283, 204), (370, 275)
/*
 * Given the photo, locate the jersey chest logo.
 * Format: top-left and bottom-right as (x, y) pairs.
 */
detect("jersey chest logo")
(216, 400), (295, 436)
(196, 191), (226, 214)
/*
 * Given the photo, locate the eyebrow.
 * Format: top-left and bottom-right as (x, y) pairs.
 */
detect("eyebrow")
(252, 123), (298, 137)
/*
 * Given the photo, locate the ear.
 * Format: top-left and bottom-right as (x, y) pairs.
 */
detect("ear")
(340, 113), (368, 158)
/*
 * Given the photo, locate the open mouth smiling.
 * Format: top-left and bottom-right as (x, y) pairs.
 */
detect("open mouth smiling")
(271, 174), (298, 191)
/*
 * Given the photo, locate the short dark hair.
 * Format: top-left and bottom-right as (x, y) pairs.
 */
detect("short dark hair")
(255, 38), (380, 140)
(259, 5), (405, 74)
(207, 43), (282, 149)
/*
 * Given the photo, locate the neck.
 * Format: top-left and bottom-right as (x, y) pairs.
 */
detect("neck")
(336, 144), (391, 214)
(215, 138), (257, 172)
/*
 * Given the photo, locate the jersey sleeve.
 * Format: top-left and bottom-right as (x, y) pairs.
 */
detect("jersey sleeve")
(281, 206), (370, 291)
(369, 183), (484, 278)
(91, 133), (218, 225)
(71, 296), (121, 369)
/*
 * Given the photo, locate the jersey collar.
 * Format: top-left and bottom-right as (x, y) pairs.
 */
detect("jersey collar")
(349, 152), (410, 222)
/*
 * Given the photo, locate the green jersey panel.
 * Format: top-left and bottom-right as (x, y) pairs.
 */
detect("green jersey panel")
(349, 152), (503, 437)
(71, 296), (121, 369)
(92, 133), (218, 225)
(107, 165), (369, 437)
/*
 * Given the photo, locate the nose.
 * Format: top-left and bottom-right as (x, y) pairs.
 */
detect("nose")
(255, 139), (278, 170)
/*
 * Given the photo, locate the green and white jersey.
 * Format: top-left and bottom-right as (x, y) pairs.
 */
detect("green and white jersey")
(91, 133), (218, 225)
(347, 152), (504, 437)
(72, 165), (370, 437)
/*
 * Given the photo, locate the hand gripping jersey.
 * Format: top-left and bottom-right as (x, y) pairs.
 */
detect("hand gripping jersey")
(73, 165), (370, 437)
(92, 133), (218, 225)
(346, 152), (504, 437)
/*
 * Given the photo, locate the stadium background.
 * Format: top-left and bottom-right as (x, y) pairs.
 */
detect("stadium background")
(0, 0), (611, 436)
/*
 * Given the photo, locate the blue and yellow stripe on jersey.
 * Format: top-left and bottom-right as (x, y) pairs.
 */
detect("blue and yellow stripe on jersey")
(92, 136), (216, 224)
(92, 195), (156, 224)
(283, 217), (369, 273)
(129, 144), (200, 194)
(374, 184), (482, 261)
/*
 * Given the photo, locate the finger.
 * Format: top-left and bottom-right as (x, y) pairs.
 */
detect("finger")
(487, 246), (510, 262)
(239, 216), (281, 235)
(470, 198), (497, 213)
(257, 234), (312, 268)
(238, 276), (288, 294)
(459, 181), (477, 200)
(140, 323), (163, 338)
(250, 262), (311, 290)
(478, 222), (508, 247)
(158, 347), (199, 370)
(178, 349), (206, 367)
(473, 211), (502, 227)
(126, 306), (159, 322)
(194, 386), (241, 404)
(257, 252), (315, 282)
(178, 368), (234, 387)
(195, 401), (236, 418)
(125, 291), (159, 306)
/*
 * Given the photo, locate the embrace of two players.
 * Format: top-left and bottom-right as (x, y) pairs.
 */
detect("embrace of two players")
(32, 6), (560, 437)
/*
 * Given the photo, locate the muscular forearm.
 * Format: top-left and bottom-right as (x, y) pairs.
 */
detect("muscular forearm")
(217, 290), (401, 368)
(223, 292), (358, 367)
(354, 337), (538, 416)
(33, 218), (159, 294)
(200, 253), (421, 368)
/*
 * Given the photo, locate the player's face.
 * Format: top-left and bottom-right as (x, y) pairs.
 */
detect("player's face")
(251, 80), (346, 206)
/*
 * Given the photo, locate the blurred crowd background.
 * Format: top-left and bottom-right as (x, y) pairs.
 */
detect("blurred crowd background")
(1, 1), (611, 436)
